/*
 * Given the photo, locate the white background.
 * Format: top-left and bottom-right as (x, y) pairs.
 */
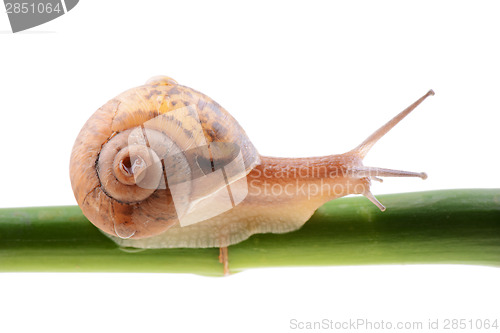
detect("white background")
(1, 1), (500, 332)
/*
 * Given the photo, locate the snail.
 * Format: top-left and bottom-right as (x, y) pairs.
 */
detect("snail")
(69, 76), (434, 275)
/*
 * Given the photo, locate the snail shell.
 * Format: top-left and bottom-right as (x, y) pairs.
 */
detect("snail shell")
(70, 76), (260, 242)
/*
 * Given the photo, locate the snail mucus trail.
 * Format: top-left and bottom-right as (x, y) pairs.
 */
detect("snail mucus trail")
(70, 76), (434, 275)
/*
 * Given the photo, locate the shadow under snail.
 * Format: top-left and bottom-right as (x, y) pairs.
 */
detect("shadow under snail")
(69, 76), (434, 275)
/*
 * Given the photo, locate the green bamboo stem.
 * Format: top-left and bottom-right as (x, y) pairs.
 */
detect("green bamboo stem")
(0, 189), (499, 276)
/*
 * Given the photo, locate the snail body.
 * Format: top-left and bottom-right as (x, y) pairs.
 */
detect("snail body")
(70, 76), (433, 250)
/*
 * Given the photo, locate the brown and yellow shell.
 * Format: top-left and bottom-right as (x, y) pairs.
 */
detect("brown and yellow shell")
(69, 76), (260, 240)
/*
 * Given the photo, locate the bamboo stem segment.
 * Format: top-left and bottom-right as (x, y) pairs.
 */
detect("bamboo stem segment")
(0, 189), (499, 276)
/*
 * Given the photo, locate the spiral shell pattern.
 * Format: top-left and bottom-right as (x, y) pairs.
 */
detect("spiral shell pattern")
(70, 76), (260, 239)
